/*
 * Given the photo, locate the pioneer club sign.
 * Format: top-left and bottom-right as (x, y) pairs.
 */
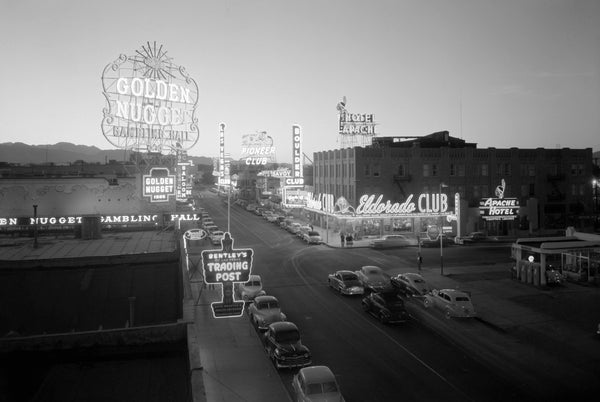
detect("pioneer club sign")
(101, 42), (200, 153)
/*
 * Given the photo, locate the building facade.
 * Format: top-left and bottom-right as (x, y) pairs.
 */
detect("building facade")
(313, 131), (595, 237)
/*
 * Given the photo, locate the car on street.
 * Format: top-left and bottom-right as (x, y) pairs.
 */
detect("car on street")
(302, 230), (322, 245)
(287, 222), (302, 234)
(248, 295), (287, 330)
(362, 290), (409, 324)
(419, 233), (453, 247)
(297, 225), (312, 238)
(263, 321), (312, 369)
(355, 265), (394, 293)
(423, 289), (476, 319)
(391, 273), (433, 296)
(454, 231), (487, 245)
(327, 270), (364, 295)
(369, 234), (411, 249)
(208, 230), (225, 245)
(266, 214), (280, 223)
(292, 365), (345, 402)
(203, 224), (218, 234)
(236, 274), (266, 302)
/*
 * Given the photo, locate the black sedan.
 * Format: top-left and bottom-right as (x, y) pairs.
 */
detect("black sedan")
(361, 290), (409, 324)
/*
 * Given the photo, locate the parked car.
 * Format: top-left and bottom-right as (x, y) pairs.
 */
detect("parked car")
(292, 366), (345, 402)
(248, 295), (287, 330)
(362, 290), (409, 324)
(455, 231), (487, 245)
(419, 233), (453, 247)
(370, 234), (411, 249)
(263, 321), (312, 369)
(209, 230), (225, 245)
(355, 265), (394, 293)
(391, 273), (433, 296)
(423, 289), (476, 319)
(287, 222), (302, 234)
(297, 225), (312, 238)
(203, 224), (218, 234)
(236, 274), (266, 301)
(302, 230), (322, 245)
(327, 270), (364, 295)
(266, 214), (280, 223)
(246, 204), (257, 212)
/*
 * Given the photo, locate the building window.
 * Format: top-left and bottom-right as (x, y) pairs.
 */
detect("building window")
(482, 185), (489, 197)
(528, 165), (536, 176)
(580, 184), (585, 196)
(432, 164), (438, 177)
(450, 164), (456, 176)
(365, 164), (370, 176)
(457, 164), (465, 177)
(572, 184), (577, 195)
(350, 163), (354, 178)
(473, 185), (480, 197)
(529, 183), (535, 196)
(373, 163), (380, 177)
(481, 164), (488, 176)
(423, 164), (430, 177)
(578, 164), (584, 176)
(521, 184), (528, 197)
(397, 164), (405, 177)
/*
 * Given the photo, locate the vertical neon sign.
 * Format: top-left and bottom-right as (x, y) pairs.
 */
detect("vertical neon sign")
(291, 124), (303, 186)
(219, 123), (225, 185)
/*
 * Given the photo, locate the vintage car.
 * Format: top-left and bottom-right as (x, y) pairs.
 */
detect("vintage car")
(296, 225), (312, 238)
(248, 295), (287, 330)
(236, 274), (266, 302)
(454, 231), (487, 245)
(369, 234), (411, 249)
(302, 230), (322, 245)
(391, 273), (433, 297)
(423, 289), (476, 319)
(292, 365), (345, 402)
(419, 234), (453, 247)
(263, 321), (312, 369)
(287, 222), (302, 234)
(355, 265), (394, 293)
(362, 290), (409, 324)
(208, 230), (224, 246)
(327, 270), (364, 295)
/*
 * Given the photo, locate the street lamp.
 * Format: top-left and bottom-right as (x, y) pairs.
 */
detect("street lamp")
(593, 179), (599, 228)
(439, 183), (448, 275)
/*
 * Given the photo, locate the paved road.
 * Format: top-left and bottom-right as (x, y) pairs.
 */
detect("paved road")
(198, 195), (550, 401)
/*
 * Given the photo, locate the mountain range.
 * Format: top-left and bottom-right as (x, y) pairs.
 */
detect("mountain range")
(0, 142), (213, 165)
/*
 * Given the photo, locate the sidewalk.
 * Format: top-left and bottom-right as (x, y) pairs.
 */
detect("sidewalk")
(188, 277), (291, 402)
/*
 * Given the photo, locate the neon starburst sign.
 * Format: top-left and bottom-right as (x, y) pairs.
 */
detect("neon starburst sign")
(101, 42), (200, 153)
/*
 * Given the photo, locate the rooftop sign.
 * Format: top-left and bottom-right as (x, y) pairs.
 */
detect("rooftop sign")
(101, 42), (199, 153)
(479, 179), (519, 220)
(201, 233), (254, 318)
(143, 167), (175, 202)
(241, 131), (276, 165)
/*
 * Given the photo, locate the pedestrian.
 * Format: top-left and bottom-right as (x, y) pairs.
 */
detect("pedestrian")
(417, 252), (423, 272)
(340, 231), (345, 247)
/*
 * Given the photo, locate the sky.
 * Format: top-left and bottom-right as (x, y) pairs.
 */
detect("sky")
(1, 0), (599, 163)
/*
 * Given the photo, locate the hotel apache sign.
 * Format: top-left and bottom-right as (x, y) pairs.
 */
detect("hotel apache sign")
(201, 233), (254, 318)
(143, 168), (175, 202)
(306, 192), (450, 217)
(479, 179), (519, 221)
(337, 96), (376, 136)
(101, 42), (200, 153)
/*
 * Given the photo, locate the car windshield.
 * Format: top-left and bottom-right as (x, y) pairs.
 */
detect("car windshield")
(341, 273), (358, 281)
(258, 301), (279, 309)
(366, 269), (381, 276)
(413, 278), (425, 283)
(308, 231), (320, 236)
(275, 329), (300, 343)
(456, 296), (471, 302)
(247, 281), (260, 287)
(307, 381), (338, 395)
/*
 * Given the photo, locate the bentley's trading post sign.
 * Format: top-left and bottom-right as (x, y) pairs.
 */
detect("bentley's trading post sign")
(101, 42), (200, 153)
(201, 233), (254, 318)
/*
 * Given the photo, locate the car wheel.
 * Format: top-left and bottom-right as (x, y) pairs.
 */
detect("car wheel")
(424, 298), (431, 308)
(445, 310), (452, 320)
(378, 312), (388, 324)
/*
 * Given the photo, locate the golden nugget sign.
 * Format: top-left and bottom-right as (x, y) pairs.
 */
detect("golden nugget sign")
(101, 42), (199, 153)
(143, 168), (175, 202)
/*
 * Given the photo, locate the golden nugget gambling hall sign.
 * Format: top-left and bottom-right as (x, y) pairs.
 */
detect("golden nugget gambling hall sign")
(101, 42), (199, 153)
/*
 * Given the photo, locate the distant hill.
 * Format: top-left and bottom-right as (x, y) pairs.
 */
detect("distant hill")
(0, 142), (213, 165)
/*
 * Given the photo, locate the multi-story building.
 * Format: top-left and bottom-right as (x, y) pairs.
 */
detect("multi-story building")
(313, 131), (595, 237)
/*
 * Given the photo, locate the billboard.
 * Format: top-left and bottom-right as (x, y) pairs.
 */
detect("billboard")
(241, 131), (276, 165)
(142, 167), (175, 202)
(101, 42), (200, 153)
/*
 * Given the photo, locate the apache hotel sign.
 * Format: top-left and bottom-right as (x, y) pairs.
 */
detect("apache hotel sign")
(101, 42), (200, 153)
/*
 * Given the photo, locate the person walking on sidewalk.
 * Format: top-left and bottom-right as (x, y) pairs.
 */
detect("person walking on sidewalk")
(340, 231), (345, 247)
(417, 252), (423, 272)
